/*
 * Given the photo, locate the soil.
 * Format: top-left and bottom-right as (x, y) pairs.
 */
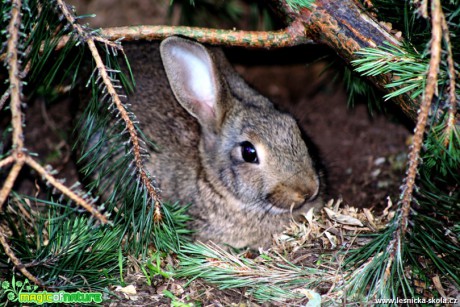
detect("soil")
(2, 0), (415, 305)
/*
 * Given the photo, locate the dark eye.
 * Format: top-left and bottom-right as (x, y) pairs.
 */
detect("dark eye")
(240, 141), (258, 163)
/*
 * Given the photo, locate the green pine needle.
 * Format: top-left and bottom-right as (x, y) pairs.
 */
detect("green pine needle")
(1, 193), (120, 291)
(352, 43), (431, 101)
(342, 65), (382, 112)
(423, 115), (460, 177)
(286, 0), (314, 11)
(176, 242), (325, 303)
(344, 215), (413, 303)
(1, 1), (459, 305)
(74, 45), (191, 256)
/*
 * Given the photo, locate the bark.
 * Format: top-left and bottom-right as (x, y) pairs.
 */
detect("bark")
(272, 0), (419, 121)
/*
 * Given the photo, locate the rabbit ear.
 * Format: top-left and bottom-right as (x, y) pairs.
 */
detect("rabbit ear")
(160, 37), (223, 130)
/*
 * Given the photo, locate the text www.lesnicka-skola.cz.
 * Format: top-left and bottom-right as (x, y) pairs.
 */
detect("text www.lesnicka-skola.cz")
(375, 297), (458, 305)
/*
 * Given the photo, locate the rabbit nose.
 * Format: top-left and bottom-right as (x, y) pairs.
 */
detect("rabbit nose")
(304, 184), (320, 202)
(294, 186), (319, 208)
(266, 182), (319, 210)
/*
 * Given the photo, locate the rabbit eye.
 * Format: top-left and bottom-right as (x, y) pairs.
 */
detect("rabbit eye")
(240, 141), (258, 163)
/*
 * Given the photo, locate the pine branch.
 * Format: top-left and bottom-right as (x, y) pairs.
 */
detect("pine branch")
(88, 38), (162, 221)
(0, 1), (114, 287)
(271, 0), (421, 119)
(1, 194), (123, 291)
(0, 0), (27, 208)
(345, 0), (459, 302)
(25, 156), (108, 222)
(0, 161), (24, 208)
(50, 21), (314, 54)
(399, 0), (442, 234)
(441, 14), (458, 147)
(6, 0), (24, 151)
(98, 22), (313, 48)
(177, 242), (327, 303)
(54, 0), (163, 221)
(0, 0), (107, 223)
(0, 90), (10, 111)
(11, 0), (455, 125)
(0, 226), (43, 287)
(352, 43), (429, 101)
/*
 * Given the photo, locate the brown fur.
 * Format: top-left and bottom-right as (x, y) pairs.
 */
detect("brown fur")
(121, 37), (323, 248)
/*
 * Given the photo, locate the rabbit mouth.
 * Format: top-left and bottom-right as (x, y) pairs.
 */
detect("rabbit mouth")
(265, 185), (319, 213)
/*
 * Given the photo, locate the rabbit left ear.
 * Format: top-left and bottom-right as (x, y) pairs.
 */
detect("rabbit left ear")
(160, 36), (225, 131)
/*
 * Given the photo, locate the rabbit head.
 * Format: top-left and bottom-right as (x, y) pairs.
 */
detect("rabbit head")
(160, 37), (321, 217)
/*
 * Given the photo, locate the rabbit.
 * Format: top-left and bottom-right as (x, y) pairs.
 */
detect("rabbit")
(116, 36), (323, 249)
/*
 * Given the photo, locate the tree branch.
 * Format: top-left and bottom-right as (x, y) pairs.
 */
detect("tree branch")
(0, 0), (109, 225)
(381, 0), (443, 285)
(25, 156), (108, 224)
(0, 156), (14, 169)
(55, 0), (163, 221)
(7, 0), (24, 151)
(271, 0), (421, 120)
(0, 90), (10, 111)
(99, 21), (313, 48)
(0, 228), (44, 287)
(400, 0), (442, 227)
(99, 0), (420, 121)
(0, 161), (24, 209)
(0, 0), (42, 288)
(441, 14), (458, 146)
(0, 0), (25, 211)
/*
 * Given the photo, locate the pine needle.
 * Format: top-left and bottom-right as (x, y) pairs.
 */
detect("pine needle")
(176, 242), (325, 303)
